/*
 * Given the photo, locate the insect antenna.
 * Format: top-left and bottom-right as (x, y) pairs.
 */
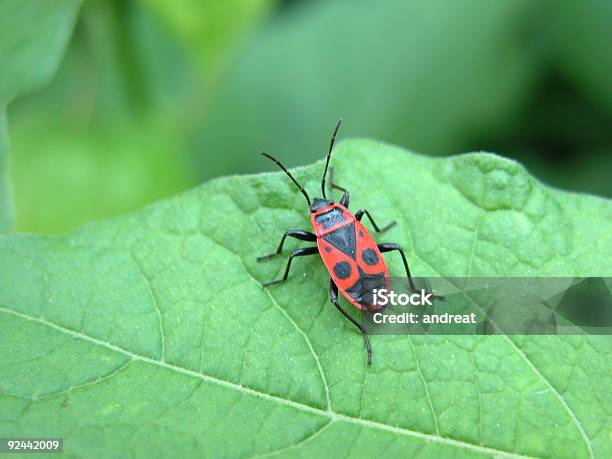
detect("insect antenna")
(261, 152), (311, 206)
(321, 119), (342, 198)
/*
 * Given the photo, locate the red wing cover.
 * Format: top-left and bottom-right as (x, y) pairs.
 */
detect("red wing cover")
(318, 220), (389, 311)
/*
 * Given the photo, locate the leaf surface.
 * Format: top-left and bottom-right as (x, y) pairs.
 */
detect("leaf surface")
(1, 141), (610, 458)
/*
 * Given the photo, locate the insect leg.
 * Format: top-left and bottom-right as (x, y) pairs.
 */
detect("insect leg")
(329, 279), (372, 366)
(377, 243), (443, 301)
(328, 167), (350, 207)
(355, 209), (396, 233)
(257, 230), (317, 261)
(261, 246), (318, 287)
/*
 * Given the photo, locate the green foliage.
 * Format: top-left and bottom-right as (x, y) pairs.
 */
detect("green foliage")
(138, 0), (275, 74)
(0, 0), (82, 232)
(5, 0), (612, 233)
(555, 0), (612, 115)
(193, 0), (612, 196)
(1, 142), (610, 457)
(0, 107), (12, 231)
(9, 117), (194, 233)
(6, 0), (276, 233)
(195, 0), (542, 172)
(0, 0), (82, 104)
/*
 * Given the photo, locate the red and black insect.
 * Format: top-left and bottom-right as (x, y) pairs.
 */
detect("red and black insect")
(258, 120), (434, 365)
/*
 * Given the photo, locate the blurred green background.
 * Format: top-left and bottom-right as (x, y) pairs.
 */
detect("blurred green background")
(4, 0), (612, 233)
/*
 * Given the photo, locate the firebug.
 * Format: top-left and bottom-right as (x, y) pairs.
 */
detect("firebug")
(258, 120), (439, 365)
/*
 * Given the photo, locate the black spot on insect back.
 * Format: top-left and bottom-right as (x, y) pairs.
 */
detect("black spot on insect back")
(333, 261), (352, 279)
(322, 223), (356, 259)
(324, 246), (332, 253)
(362, 248), (379, 266)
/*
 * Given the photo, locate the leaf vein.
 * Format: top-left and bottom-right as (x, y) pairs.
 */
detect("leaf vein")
(0, 306), (535, 459)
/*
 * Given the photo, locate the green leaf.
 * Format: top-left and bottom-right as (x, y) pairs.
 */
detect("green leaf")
(193, 0), (542, 178)
(9, 117), (196, 234)
(137, 0), (275, 75)
(555, 0), (612, 115)
(0, 0), (82, 104)
(1, 141), (610, 458)
(0, 107), (13, 232)
(0, 0), (83, 232)
(6, 0), (199, 233)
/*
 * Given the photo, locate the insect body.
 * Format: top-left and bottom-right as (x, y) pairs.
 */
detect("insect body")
(312, 201), (389, 312)
(258, 120), (435, 365)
